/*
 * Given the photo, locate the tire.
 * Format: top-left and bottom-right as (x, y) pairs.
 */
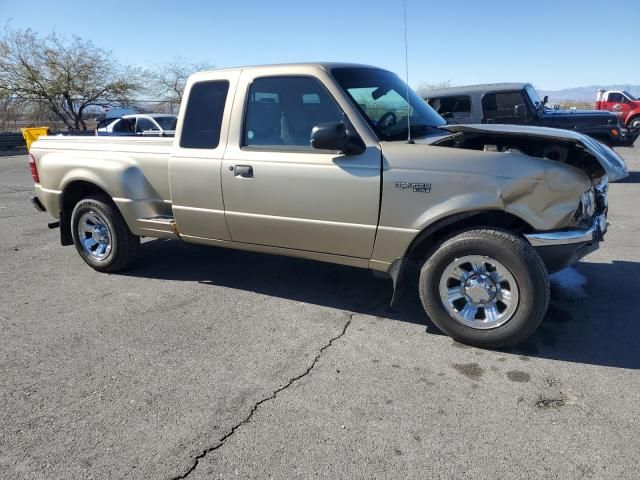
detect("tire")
(629, 116), (640, 131)
(418, 228), (549, 348)
(70, 194), (139, 272)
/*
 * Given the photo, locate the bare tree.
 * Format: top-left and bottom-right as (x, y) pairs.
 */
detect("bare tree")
(0, 28), (140, 130)
(147, 57), (213, 113)
(416, 80), (453, 98)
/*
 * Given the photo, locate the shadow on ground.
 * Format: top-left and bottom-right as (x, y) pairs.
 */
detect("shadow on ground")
(615, 171), (640, 184)
(120, 239), (640, 370)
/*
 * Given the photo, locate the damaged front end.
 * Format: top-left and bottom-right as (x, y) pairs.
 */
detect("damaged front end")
(431, 124), (626, 272)
(434, 124), (629, 182)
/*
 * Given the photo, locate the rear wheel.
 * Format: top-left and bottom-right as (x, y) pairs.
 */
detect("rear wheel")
(71, 194), (139, 272)
(419, 228), (549, 348)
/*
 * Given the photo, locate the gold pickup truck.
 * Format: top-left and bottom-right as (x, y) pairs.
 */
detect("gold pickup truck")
(29, 63), (628, 347)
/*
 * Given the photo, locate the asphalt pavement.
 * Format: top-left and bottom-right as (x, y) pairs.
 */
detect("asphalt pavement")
(1, 147), (639, 479)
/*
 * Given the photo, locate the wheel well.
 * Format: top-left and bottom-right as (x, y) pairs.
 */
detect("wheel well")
(61, 181), (112, 213)
(58, 181), (113, 246)
(406, 210), (533, 262)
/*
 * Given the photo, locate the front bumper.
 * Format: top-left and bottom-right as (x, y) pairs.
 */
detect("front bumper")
(524, 214), (606, 273)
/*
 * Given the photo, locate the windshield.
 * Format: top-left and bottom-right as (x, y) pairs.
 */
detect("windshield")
(525, 85), (544, 107)
(331, 67), (446, 141)
(154, 116), (177, 130)
(622, 91), (637, 101)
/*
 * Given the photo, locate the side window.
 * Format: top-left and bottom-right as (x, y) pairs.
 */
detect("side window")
(244, 76), (343, 149)
(482, 93), (497, 114)
(483, 92), (523, 118)
(180, 80), (229, 149)
(136, 117), (158, 133)
(428, 96), (471, 116)
(112, 118), (134, 133)
(608, 93), (623, 103)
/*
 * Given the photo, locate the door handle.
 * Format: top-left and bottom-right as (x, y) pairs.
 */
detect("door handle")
(231, 165), (253, 178)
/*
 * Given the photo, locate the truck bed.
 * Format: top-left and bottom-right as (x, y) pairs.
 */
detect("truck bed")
(32, 135), (174, 155)
(31, 135), (176, 239)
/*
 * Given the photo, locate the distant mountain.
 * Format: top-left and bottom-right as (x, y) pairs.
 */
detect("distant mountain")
(538, 85), (640, 103)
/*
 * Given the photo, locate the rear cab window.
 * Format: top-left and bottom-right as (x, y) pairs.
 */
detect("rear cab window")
(180, 80), (230, 149)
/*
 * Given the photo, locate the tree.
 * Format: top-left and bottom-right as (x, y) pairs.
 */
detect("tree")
(415, 80), (453, 98)
(0, 28), (140, 130)
(147, 57), (214, 113)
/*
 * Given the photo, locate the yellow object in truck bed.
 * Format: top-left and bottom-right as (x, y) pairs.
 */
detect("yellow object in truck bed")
(21, 127), (49, 150)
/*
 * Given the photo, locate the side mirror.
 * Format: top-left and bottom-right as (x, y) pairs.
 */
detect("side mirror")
(310, 121), (365, 155)
(543, 95), (549, 104)
(514, 104), (527, 118)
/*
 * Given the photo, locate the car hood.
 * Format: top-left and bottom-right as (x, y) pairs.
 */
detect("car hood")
(438, 124), (629, 181)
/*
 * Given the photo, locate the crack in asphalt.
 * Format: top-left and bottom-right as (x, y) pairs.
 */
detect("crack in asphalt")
(170, 314), (354, 480)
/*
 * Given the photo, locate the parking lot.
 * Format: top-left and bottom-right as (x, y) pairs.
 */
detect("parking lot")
(1, 147), (639, 479)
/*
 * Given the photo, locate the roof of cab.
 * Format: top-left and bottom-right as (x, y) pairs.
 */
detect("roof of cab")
(424, 83), (532, 98)
(188, 62), (389, 79)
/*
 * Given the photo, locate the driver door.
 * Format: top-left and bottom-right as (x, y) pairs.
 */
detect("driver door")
(221, 73), (381, 259)
(608, 93), (631, 121)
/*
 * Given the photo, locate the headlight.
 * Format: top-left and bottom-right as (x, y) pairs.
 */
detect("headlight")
(580, 188), (596, 219)
(594, 177), (608, 211)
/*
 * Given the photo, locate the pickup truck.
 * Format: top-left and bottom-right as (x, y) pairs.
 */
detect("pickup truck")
(425, 83), (639, 147)
(595, 89), (640, 131)
(29, 63), (628, 348)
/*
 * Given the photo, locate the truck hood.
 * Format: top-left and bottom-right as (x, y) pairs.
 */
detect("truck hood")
(436, 124), (629, 182)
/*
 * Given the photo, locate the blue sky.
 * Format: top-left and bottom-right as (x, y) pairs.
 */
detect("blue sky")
(1, 0), (638, 90)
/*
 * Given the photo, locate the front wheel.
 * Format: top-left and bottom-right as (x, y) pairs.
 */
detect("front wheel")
(71, 194), (139, 272)
(419, 228), (549, 348)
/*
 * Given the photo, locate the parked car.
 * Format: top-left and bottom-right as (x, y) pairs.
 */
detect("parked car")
(95, 114), (177, 137)
(29, 63), (627, 347)
(595, 89), (640, 131)
(424, 83), (638, 146)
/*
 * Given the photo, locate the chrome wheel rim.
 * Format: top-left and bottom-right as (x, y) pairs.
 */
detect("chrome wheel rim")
(438, 255), (519, 329)
(77, 211), (112, 261)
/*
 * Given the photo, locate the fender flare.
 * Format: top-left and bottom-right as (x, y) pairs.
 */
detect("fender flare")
(387, 210), (532, 306)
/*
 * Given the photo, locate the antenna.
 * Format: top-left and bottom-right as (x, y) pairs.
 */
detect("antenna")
(403, 0), (414, 144)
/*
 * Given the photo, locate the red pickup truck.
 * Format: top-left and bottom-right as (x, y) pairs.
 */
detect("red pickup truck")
(596, 90), (640, 131)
